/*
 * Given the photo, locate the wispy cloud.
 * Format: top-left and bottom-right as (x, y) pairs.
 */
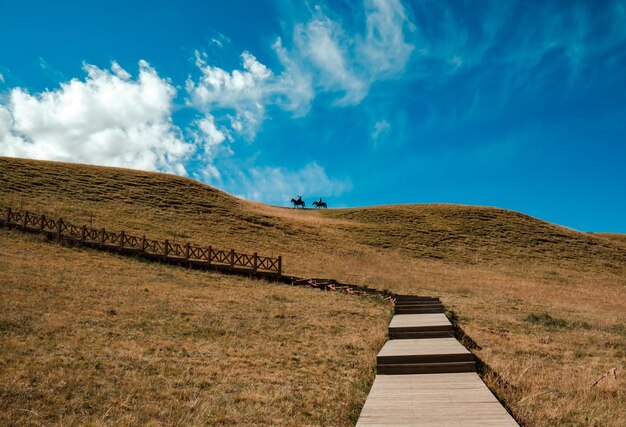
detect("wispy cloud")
(403, 1), (626, 131)
(289, 6), (367, 105)
(359, 0), (415, 77)
(279, 0), (414, 105)
(209, 32), (231, 49)
(38, 57), (67, 83)
(371, 119), (390, 140)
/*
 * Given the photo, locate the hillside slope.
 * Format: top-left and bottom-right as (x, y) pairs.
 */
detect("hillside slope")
(2, 156), (625, 274)
(0, 229), (388, 426)
(1, 156), (625, 426)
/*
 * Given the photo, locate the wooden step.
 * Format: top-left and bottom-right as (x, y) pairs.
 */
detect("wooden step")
(389, 330), (454, 339)
(391, 324), (454, 332)
(378, 352), (472, 364)
(395, 301), (442, 306)
(388, 313), (451, 328)
(377, 361), (476, 375)
(395, 307), (444, 314)
(395, 299), (440, 303)
(395, 296), (439, 303)
(377, 338), (473, 362)
(376, 338), (475, 375)
(395, 303), (444, 309)
(395, 295), (439, 299)
(356, 373), (520, 426)
(394, 304), (443, 311)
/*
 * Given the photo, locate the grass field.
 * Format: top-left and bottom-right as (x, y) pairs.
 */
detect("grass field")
(1, 156), (625, 426)
(0, 229), (389, 426)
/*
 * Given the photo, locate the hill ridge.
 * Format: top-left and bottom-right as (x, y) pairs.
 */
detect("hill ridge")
(2, 156), (625, 275)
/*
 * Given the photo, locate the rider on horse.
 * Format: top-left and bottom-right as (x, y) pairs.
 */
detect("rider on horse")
(291, 195), (306, 208)
(312, 197), (327, 208)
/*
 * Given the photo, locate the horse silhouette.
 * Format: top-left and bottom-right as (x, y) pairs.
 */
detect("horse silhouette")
(312, 198), (328, 209)
(290, 196), (305, 208)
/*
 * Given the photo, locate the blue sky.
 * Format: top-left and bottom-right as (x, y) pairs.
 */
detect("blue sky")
(1, 1), (625, 232)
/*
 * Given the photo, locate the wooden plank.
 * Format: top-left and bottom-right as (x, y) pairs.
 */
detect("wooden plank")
(357, 373), (518, 426)
(389, 313), (451, 328)
(377, 338), (475, 374)
(378, 338), (472, 361)
(395, 306), (445, 314)
(396, 302), (444, 307)
(389, 313), (452, 329)
(377, 361), (476, 375)
(389, 331), (455, 339)
(395, 295), (439, 301)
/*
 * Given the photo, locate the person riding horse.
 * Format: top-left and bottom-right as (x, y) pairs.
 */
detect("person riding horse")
(312, 198), (328, 208)
(290, 195), (306, 208)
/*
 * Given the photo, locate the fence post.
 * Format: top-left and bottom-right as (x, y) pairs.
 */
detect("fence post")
(230, 249), (235, 268)
(164, 240), (169, 259)
(253, 253), (258, 273)
(5, 207), (11, 226)
(120, 231), (125, 249)
(141, 236), (146, 252)
(40, 215), (46, 231)
(278, 256), (282, 276)
(207, 246), (212, 267)
(57, 218), (63, 242)
(185, 243), (190, 261)
(100, 228), (105, 246)
(81, 225), (86, 243)
(23, 211), (29, 229)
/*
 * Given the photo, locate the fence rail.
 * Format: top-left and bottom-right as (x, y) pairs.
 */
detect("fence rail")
(0, 207), (281, 276)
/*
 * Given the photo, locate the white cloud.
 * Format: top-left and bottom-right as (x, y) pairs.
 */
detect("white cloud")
(110, 61), (131, 80)
(0, 61), (195, 175)
(0, 73), (4, 83)
(197, 114), (227, 148)
(185, 0), (414, 139)
(187, 50), (273, 109)
(186, 50), (273, 139)
(186, 47), (316, 139)
(226, 161), (352, 205)
(192, 114), (231, 181)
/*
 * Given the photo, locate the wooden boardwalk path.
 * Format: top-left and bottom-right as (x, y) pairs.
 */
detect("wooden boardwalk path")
(357, 295), (518, 426)
(357, 373), (518, 426)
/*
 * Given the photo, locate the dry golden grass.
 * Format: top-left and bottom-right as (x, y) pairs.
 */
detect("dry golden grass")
(0, 229), (389, 426)
(1, 156), (625, 426)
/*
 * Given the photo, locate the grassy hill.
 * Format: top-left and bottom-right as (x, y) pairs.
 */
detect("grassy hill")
(1, 156), (625, 426)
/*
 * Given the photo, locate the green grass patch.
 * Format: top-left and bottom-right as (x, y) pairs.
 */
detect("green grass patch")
(524, 313), (568, 329)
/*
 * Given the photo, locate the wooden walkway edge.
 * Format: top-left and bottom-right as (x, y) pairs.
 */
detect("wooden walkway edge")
(357, 295), (519, 426)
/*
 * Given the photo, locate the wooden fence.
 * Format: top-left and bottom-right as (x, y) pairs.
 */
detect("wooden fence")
(0, 207), (281, 276)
